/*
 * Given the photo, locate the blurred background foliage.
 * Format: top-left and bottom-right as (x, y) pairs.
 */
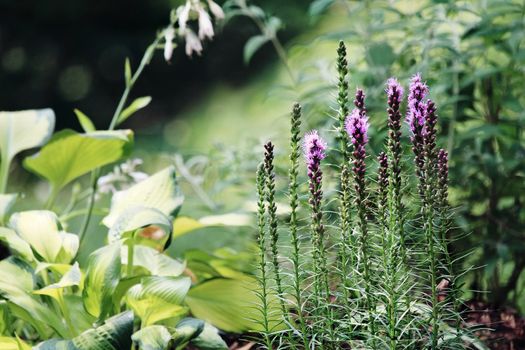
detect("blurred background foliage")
(1, 0), (524, 314)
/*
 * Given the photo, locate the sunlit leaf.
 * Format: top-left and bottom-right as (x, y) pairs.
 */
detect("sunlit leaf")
(0, 336), (31, 350)
(122, 245), (185, 277)
(34, 263), (81, 300)
(117, 96), (152, 125)
(0, 194), (17, 221)
(132, 325), (172, 350)
(83, 243), (122, 319)
(24, 129), (133, 193)
(74, 109), (95, 132)
(108, 206), (172, 245)
(103, 166), (183, 229)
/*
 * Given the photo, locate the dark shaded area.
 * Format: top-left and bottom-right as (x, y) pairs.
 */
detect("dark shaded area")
(0, 0), (309, 130)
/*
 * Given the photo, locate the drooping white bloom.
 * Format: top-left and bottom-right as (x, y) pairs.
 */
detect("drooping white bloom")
(163, 27), (176, 62)
(178, 0), (191, 31)
(197, 5), (214, 40)
(184, 29), (203, 56)
(207, 0), (224, 19)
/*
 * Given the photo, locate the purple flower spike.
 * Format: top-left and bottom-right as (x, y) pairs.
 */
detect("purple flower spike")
(407, 73), (429, 133)
(345, 109), (369, 146)
(303, 130), (327, 163)
(386, 78), (404, 106)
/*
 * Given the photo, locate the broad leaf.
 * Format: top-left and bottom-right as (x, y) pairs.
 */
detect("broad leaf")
(24, 129), (133, 193)
(126, 276), (190, 326)
(117, 96), (152, 125)
(190, 322), (228, 350)
(0, 109), (55, 163)
(0, 336), (31, 350)
(83, 243), (121, 319)
(108, 206), (172, 245)
(34, 263), (81, 300)
(132, 325), (172, 350)
(103, 166), (183, 229)
(0, 227), (34, 262)
(8, 211), (78, 263)
(122, 245), (185, 277)
(172, 213), (251, 240)
(186, 277), (283, 333)
(34, 311), (134, 350)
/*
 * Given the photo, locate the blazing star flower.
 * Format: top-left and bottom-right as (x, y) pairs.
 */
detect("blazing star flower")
(207, 0), (225, 19)
(163, 27), (176, 62)
(345, 108), (369, 146)
(177, 0), (191, 31)
(406, 73), (429, 133)
(184, 29), (203, 56)
(197, 5), (214, 40)
(386, 77), (404, 105)
(303, 130), (327, 164)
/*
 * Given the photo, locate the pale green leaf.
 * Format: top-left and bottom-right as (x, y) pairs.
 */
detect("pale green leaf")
(24, 129), (133, 193)
(0, 227), (35, 262)
(124, 58), (132, 87)
(83, 243), (122, 319)
(122, 245), (185, 277)
(103, 166), (183, 228)
(171, 318), (203, 348)
(132, 325), (172, 350)
(74, 109), (95, 132)
(34, 262), (81, 300)
(0, 193), (17, 221)
(243, 34), (270, 64)
(186, 277), (284, 333)
(117, 96), (152, 125)
(108, 206), (172, 244)
(8, 210), (78, 263)
(0, 109), (55, 162)
(172, 213), (251, 240)
(0, 336), (31, 350)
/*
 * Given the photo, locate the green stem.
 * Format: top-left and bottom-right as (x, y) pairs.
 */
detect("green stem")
(127, 240), (135, 277)
(57, 291), (76, 337)
(0, 156), (10, 194)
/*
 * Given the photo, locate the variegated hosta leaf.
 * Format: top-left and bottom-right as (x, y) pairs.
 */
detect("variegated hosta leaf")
(83, 243), (121, 319)
(121, 245), (185, 277)
(125, 276), (191, 326)
(23, 129), (134, 194)
(172, 318), (228, 350)
(8, 210), (78, 263)
(108, 206), (172, 245)
(131, 325), (172, 350)
(0, 193), (17, 221)
(189, 321), (228, 350)
(0, 257), (69, 337)
(102, 166), (183, 229)
(0, 336), (31, 350)
(34, 311), (134, 350)
(0, 109), (55, 164)
(0, 227), (35, 262)
(34, 263), (81, 300)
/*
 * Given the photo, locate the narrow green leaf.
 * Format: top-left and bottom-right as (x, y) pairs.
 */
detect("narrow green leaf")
(24, 129), (133, 193)
(74, 109), (95, 132)
(83, 243), (122, 319)
(243, 35), (270, 64)
(124, 58), (132, 87)
(117, 96), (152, 125)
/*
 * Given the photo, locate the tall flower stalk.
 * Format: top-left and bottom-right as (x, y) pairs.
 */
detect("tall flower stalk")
(288, 103), (309, 348)
(345, 92), (376, 344)
(303, 131), (330, 328)
(264, 142), (286, 317)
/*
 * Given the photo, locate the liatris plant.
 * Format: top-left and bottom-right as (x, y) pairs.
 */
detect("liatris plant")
(252, 45), (477, 350)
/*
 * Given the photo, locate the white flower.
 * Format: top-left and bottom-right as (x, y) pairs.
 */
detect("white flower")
(184, 29), (203, 56)
(207, 0), (224, 20)
(163, 27), (176, 62)
(197, 5), (214, 40)
(177, 0), (191, 31)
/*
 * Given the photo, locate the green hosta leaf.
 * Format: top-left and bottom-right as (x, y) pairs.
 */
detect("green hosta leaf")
(126, 276), (190, 326)
(0, 109), (55, 163)
(0, 227), (35, 262)
(117, 96), (152, 125)
(24, 129), (133, 193)
(74, 109), (95, 132)
(0, 336), (31, 350)
(132, 325), (172, 350)
(172, 213), (251, 240)
(186, 277), (283, 333)
(243, 34), (270, 64)
(103, 166), (183, 229)
(171, 318), (203, 348)
(8, 210), (78, 263)
(34, 311), (134, 350)
(34, 263), (81, 300)
(0, 257), (68, 337)
(122, 245), (185, 277)
(83, 243), (121, 319)
(190, 322), (228, 350)
(108, 206), (172, 245)
(0, 194), (17, 222)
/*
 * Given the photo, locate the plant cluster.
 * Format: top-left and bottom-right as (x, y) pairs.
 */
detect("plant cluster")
(254, 42), (486, 349)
